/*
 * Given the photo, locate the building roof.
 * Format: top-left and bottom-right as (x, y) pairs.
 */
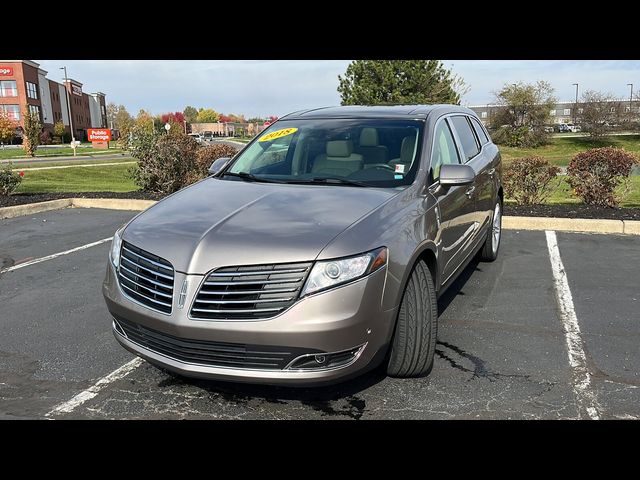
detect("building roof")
(282, 104), (472, 119)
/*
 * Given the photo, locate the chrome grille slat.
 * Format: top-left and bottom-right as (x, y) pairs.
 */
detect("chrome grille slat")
(121, 256), (173, 281)
(203, 278), (303, 286)
(195, 297), (294, 305)
(117, 241), (174, 314)
(190, 261), (312, 320)
(121, 246), (173, 272)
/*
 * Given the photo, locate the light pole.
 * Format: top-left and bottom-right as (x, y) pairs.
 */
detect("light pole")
(627, 83), (634, 116)
(60, 66), (76, 156)
(572, 83), (579, 125)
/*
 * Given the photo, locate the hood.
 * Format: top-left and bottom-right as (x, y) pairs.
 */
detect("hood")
(122, 178), (397, 274)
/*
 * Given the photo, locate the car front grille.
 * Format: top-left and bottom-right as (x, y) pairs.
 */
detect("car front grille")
(117, 241), (174, 314)
(113, 316), (319, 370)
(190, 262), (312, 320)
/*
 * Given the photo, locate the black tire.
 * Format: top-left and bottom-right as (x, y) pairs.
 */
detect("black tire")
(479, 197), (502, 262)
(386, 260), (438, 377)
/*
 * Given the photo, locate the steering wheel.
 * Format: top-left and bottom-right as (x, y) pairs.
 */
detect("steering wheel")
(367, 163), (396, 171)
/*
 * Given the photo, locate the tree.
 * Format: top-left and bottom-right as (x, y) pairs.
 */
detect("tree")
(183, 106), (198, 123)
(0, 112), (17, 145)
(195, 108), (220, 123)
(491, 81), (556, 147)
(337, 60), (466, 106)
(161, 112), (186, 124)
(578, 90), (621, 138)
(22, 105), (41, 157)
(219, 114), (232, 123)
(53, 120), (66, 142)
(228, 114), (246, 123)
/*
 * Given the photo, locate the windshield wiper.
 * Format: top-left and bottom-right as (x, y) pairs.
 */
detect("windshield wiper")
(220, 171), (286, 184)
(287, 177), (370, 187)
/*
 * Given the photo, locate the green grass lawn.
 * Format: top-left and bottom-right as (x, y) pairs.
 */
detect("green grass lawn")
(0, 142), (122, 160)
(15, 163), (137, 193)
(500, 135), (640, 166)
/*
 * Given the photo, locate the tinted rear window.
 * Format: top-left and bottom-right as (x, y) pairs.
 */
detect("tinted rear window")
(450, 116), (479, 162)
(470, 117), (490, 145)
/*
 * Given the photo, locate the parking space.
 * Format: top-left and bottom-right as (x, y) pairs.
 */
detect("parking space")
(1, 208), (638, 419)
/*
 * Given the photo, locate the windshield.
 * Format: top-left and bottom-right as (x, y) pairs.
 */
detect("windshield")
(224, 119), (424, 187)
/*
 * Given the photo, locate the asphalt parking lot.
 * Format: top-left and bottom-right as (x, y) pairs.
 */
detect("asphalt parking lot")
(1, 207), (638, 419)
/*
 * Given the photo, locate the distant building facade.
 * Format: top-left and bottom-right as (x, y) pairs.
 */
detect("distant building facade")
(0, 60), (107, 142)
(469, 100), (640, 127)
(191, 122), (268, 137)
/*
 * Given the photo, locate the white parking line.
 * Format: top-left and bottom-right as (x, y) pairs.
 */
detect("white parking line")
(545, 230), (601, 420)
(0, 237), (111, 274)
(46, 358), (143, 417)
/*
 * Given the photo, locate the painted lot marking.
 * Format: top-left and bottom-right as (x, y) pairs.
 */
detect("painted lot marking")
(46, 358), (143, 417)
(0, 237), (111, 274)
(545, 230), (600, 420)
(13, 161), (135, 171)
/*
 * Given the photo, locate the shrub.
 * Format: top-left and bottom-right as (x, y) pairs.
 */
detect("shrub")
(129, 130), (200, 194)
(492, 125), (550, 148)
(566, 147), (638, 207)
(195, 144), (239, 178)
(22, 105), (41, 157)
(0, 163), (23, 196)
(39, 130), (52, 145)
(504, 156), (560, 205)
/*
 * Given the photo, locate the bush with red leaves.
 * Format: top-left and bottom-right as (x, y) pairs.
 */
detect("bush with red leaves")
(566, 147), (638, 207)
(504, 156), (560, 205)
(194, 144), (239, 179)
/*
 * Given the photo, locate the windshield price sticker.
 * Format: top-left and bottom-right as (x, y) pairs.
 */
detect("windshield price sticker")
(394, 164), (405, 174)
(259, 127), (298, 142)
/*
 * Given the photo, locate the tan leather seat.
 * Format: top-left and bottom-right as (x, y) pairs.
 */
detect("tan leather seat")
(312, 140), (364, 177)
(358, 128), (389, 165)
(390, 136), (417, 171)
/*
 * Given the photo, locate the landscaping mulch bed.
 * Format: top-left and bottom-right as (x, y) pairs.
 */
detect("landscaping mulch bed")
(504, 204), (640, 221)
(2, 192), (640, 221)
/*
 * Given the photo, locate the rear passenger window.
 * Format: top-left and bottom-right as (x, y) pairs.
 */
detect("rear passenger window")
(470, 117), (490, 145)
(450, 116), (480, 162)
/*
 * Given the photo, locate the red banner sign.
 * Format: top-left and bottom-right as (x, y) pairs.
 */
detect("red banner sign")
(87, 128), (112, 141)
(0, 66), (13, 76)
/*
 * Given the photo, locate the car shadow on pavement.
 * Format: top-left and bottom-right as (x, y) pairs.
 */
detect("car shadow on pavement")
(437, 256), (482, 317)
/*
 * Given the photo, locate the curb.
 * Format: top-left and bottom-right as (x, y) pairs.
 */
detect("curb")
(1, 199), (639, 235)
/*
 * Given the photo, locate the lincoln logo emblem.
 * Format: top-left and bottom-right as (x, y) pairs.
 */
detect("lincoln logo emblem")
(178, 280), (188, 309)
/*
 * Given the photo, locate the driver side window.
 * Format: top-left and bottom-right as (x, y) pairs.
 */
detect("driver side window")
(431, 119), (460, 182)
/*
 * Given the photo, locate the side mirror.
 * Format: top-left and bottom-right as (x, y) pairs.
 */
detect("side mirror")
(438, 164), (475, 187)
(208, 157), (231, 176)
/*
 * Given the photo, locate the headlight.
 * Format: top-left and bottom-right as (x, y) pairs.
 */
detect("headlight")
(110, 228), (123, 268)
(302, 247), (387, 296)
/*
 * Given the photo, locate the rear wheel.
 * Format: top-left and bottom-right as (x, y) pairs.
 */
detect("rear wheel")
(479, 198), (502, 262)
(386, 260), (438, 377)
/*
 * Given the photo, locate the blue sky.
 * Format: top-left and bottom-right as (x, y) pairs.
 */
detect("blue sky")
(35, 60), (640, 118)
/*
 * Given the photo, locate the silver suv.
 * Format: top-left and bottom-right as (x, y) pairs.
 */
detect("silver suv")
(103, 105), (503, 385)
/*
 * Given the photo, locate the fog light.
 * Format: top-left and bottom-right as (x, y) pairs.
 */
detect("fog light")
(285, 344), (367, 370)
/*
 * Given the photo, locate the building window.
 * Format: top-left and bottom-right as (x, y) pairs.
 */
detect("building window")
(563, 108), (571, 116)
(625, 106), (631, 112)
(1, 104), (20, 120)
(29, 105), (41, 118)
(26, 82), (38, 99)
(0, 80), (18, 97)
(578, 108), (584, 114)
(481, 111), (487, 119)
(550, 109), (556, 116)
(101, 105), (106, 115)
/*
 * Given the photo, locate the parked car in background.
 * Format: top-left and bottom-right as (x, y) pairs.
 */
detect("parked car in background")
(543, 126), (554, 133)
(188, 133), (204, 144)
(202, 131), (214, 142)
(103, 105), (503, 385)
(567, 124), (581, 133)
(555, 123), (571, 133)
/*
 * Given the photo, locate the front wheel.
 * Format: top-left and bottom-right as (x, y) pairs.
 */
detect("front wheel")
(479, 198), (502, 262)
(386, 260), (438, 377)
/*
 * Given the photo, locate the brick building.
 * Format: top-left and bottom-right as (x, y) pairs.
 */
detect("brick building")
(0, 60), (107, 142)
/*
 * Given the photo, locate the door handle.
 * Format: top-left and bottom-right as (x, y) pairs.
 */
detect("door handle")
(488, 168), (496, 176)
(465, 186), (476, 198)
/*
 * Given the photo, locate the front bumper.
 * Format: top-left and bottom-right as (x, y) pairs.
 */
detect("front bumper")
(102, 261), (397, 385)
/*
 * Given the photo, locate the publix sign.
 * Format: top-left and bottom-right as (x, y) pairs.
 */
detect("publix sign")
(87, 128), (112, 141)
